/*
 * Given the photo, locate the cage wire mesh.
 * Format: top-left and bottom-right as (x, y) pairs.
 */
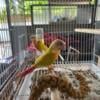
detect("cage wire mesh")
(0, 0), (27, 100)
(14, 0), (99, 100)
(0, 0), (13, 92)
(30, 0), (95, 64)
(0, 0), (99, 100)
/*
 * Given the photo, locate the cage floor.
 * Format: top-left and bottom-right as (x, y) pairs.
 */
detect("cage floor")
(14, 63), (100, 100)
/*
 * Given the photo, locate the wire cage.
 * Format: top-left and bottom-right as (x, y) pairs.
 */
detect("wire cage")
(0, 0), (27, 100)
(30, 2), (95, 64)
(0, 0), (100, 100)
(15, 0), (100, 100)
(0, 1), (16, 100)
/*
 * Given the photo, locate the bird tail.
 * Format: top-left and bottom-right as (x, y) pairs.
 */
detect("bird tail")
(16, 65), (36, 78)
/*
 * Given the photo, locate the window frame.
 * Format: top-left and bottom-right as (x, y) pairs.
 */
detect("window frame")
(31, 4), (94, 25)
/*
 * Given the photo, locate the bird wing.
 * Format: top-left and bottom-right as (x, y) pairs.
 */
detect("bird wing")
(35, 50), (60, 67)
(36, 41), (48, 53)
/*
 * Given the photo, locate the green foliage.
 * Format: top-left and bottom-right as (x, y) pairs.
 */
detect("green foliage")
(9, 0), (24, 15)
(24, 0), (48, 15)
(0, 0), (96, 22)
(91, 0), (96, 4)
(24, 0), (87, 16)
(0, 8), (7, 23)
(51, 6), (77, 16)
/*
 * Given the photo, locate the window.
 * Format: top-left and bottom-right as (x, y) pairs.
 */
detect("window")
(0, 31), (12, 59)
(24, 0), (48, 25)
(32, 5), (93, 24)
(51, 6), (77, 23)
(25, 0), (95, 25)
(24, 0), (48, 14)
(76, 6), (92, 24)
(10, 0), (25, 26)
(96, 7), (100, 21)
(33, 6), (49, 24)
(0, 0), (12, 60)
(96, 0), (100, 21)
(32, 5), (78, 24)
(49, 0), (95, 4)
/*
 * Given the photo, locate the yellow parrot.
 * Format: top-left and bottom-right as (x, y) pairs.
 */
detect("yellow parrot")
(36, 40), (48, 53)
(16, 39), (66, 77)
(30, 35), (64, 61)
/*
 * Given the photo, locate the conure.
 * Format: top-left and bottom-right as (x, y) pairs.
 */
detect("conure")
(30, 35), (64, 61)
(16, 39), (66, 77)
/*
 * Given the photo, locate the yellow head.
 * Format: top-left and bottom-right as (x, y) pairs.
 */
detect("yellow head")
(49, 39), (66, 51)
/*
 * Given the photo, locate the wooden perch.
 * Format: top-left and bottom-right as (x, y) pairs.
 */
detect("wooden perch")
(75, 28), (100, 35)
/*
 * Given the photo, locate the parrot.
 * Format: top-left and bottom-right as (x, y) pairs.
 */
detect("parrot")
(16, 39), (66, 78)
(35, 40), (48, 53)
(29, 34), (65, 61)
